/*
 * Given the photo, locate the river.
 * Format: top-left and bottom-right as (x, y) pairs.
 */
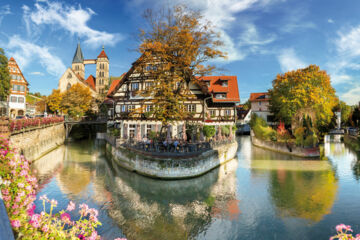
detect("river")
(31, 136), (360, 240)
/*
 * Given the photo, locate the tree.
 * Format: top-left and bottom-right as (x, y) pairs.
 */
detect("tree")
(46, 89), (64, 114)
(269, 65), (338, 132)
(339, 101), (352, 126)
(61, 83), (93, 118)
(0, 48), (10, 101)
(134, 5), (226, 125)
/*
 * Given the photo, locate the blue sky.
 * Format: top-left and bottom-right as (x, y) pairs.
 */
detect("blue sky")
(0, 0), (360, 105)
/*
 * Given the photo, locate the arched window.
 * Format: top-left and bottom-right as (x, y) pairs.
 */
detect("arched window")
(67, 83), (71, 90)
(67, 73), (72, 78)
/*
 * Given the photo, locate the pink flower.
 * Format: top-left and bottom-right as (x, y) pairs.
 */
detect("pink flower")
(88, 231), (98, 240)
(17, 182), (24, 188)
(14, 196), (21, 203)
(114, 238), (127, 240)
(61, 212), (71, 223)
(29, 214), (41, 228)
(79, 203), (89, 216)
(8, 160), (16, 167)
(41, 225), (49, 232)
(67, 201), (76, 211)
(336, 224), (352, 232)
(12, 210), (19, 215)
(1, 188), (9, 195)
(18, 191), (25, 197)
(27, 204), (36, 217)
(50, 199), (58, 206)
(11, 220), (21, 228)
(12, 204), (19, 209)
(78, 234), (85, 240)
(39, 195), (49, 202)
(19, 170), (28, 176)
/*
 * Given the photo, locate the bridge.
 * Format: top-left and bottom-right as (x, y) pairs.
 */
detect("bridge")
(64, 118), (107, 139)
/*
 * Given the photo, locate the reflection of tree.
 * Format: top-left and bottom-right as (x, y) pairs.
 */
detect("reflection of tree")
(270, 170), (338, 222)
(353, 160), (360, 181)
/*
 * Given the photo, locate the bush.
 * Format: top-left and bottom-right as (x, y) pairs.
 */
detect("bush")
(251, 114), (276, 141)
(221, 125), (230, 136)
(203, 125), (215, 139)
(304, 133), (318, 147)
(148, 131), (158, 140)
(294, 127), (305, 147)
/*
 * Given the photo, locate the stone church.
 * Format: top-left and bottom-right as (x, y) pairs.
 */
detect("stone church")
(58, 43), (109, 98)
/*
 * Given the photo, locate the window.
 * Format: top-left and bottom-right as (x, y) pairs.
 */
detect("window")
(75, 65), (79, 71)
(121, 105), (127, 112)
(128, 105), (135, 111)
(18, 97), (24, 103)
(146, 125), (152, 137)
(205, 81), (210, 87)
(145, 105), (153, 112)
(259, 101), (262, 106)
(115, 105), (121, 113)
(145, 82), (153, 90)
(221, 80), (228, 87)
(10, 96), (17, 102)
(129, 124), (136, 139)
(146, 64), (157, 71)
(210, 110), (216, 117)
(186, 104), (196, 112)
(215, 93), (226, 99)
(131, 82), (139, 91)
(67, 73), (72, 78)
(67, 83), (71, 90)
(225, 110), (231, 116)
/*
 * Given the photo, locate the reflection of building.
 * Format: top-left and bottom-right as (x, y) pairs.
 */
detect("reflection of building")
(7, 58), (29, 118)
(250, 92), (274, 125)
(58, 43), (109, 97)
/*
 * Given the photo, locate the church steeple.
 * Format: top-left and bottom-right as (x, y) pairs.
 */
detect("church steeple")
(72, 42), (84, 64)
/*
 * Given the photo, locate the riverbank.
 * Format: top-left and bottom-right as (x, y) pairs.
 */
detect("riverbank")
(344, 134), (360, 152)
(105, 136), (238, 179)
(251, 131), (320, 158)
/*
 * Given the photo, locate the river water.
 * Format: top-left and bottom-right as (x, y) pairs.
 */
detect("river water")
(31, 136), (360, 240)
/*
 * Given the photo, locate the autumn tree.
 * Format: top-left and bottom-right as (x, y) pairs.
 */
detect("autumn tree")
(338, 101), (352, 126)
(269, 65), (338, 132)
(133, 5), (226, 125)
(46, 89), (64, 114)
(0, 48), (10, 101)
(61, 83), (93, 118)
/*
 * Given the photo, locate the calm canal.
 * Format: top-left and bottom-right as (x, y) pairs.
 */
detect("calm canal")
(31, 136), (360, 240)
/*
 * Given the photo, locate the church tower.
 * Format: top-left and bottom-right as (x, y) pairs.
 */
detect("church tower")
(96, 46), (109, 94)
(71, 42), (85, 80)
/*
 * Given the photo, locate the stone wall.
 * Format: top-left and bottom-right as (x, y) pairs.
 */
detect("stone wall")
(10, 124), (65, 161)
(106, 139), (238, 179)
(251, 131), (320, 158)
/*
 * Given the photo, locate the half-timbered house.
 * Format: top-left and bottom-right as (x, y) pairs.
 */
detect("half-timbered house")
(106, 58), (240, 140)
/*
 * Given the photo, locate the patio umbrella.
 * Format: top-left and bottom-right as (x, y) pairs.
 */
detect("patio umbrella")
(166, 125), (171, 141)
(183, 124), (187, 141)
(217, 126), (222, 141)
(136, 124), (141, 142)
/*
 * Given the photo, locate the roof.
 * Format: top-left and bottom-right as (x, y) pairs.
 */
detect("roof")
(85, 75), (96, 90)
(72, 43), (84, 63)
(107, 73), (126, 96)
(249, 92), (270, 102)
(97, 49), (108, 59)
(9, 57), (15, 61)
(198, 76), (240, 103)
(8, 57), (29, 86)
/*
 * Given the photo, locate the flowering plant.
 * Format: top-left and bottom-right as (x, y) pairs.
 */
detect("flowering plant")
(330, 224), (360, 240)
(10, 116), (64, 132)
(0, 136), (126, 239)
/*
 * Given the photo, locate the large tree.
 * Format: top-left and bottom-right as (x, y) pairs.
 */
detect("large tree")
(269, 65), (338, 130)
(46, 89), (63, 114)
(0, 48), (11, 101)
(61, 83), (93, 118)
(134, 5), (226, 125)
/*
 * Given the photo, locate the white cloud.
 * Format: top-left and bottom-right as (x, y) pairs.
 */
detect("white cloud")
(328, 18), (334, 24)
(0, 4), (11, 25)
(23, 0), (123, 48)
(30, 72), (45, 76)
(340, 85), (360, 105)
(277, 48), (307, 72)
(335, 26), (360, 58)
(281, 8), (316, 33)
(5, 35), (66, 77)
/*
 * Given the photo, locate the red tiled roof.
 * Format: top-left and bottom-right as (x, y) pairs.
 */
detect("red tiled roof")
(97, 50), (108, 59)
(249, 92), (270, 102)
(9, 57), (15, 61)
(198, 76), (240, 103)
(85, 75), (96, 90)
(107, 73), (126, 96)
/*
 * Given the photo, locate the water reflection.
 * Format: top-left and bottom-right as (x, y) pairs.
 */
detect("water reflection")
(31, 137), (360, 240)
(33, 140), (240, 240)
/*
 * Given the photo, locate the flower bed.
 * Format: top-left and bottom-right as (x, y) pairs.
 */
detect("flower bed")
(10, 116), (64, 132)
(0, 136), (126, 240)
(330, 224), (360, 240)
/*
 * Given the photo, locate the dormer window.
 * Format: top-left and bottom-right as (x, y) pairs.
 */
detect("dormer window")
(131, 82), (139, 91)
(215, 93), (227, 99)
(221, 80), (228, 87)
(205, 81), (210, 87)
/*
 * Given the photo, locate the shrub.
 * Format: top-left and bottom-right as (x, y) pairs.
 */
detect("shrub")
(304, 133), (318, 147)
(203, 125), (215, 140)
(294, 127), (305, 147)
(148, 131), (158, 140)
(221, 125), (230, 136)
(250, 114), (276, 141)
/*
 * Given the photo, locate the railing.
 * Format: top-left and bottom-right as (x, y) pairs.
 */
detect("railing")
(10, 116), (64, 133)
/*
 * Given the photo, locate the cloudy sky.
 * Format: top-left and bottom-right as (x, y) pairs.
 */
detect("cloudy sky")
(1, 0), (360, 104)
